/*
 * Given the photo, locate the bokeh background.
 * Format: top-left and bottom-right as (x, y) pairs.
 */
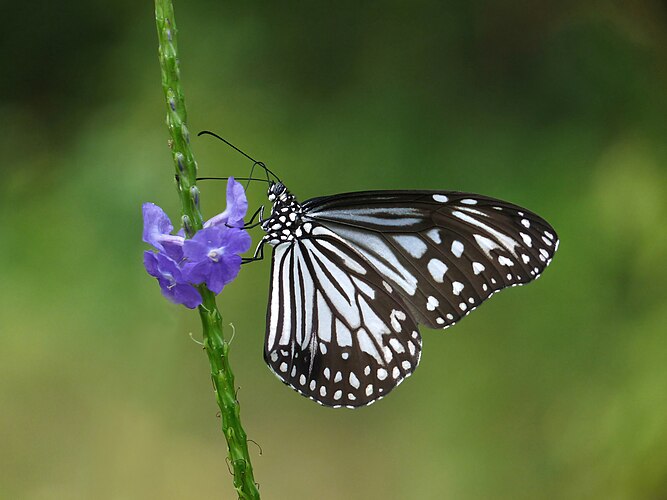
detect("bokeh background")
(2, 1), (667, 499)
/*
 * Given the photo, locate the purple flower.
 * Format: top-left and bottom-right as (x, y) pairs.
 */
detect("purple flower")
(144, 251), (202, 308)
(142, 178), (251, 307)
(182, 226), (252, 294)
(203, 177), (248, 229)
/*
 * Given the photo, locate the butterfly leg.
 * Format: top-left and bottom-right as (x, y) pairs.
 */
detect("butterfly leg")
(224, 205), (265, 229)
(241, 205), (265, 229)
(241, 238), (265, 264)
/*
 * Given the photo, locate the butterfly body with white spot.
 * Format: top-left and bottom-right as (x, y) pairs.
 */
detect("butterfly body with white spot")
(261, 182), (307, 245)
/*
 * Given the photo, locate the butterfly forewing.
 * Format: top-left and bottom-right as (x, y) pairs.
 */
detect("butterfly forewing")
(303, 191), (559, 330)
(265, 223), (422, 407)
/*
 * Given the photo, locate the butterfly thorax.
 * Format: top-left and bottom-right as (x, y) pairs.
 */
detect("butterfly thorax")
(262, 182), (306, 246)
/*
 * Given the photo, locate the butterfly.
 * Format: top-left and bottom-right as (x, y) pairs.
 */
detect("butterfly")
(197, 132), (558, 408)
(245, 181), (559, 409)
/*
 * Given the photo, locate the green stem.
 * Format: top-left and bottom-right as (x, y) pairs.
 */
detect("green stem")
(154, 2), (260, 498)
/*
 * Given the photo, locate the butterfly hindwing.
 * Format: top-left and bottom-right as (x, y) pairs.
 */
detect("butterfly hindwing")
(264, 224), (422, 408)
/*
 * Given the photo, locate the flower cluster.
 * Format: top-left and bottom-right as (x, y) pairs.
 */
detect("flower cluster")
(142, 178), (252, 308)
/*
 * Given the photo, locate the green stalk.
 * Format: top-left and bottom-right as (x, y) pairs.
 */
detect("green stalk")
(154, 2), (260, 498)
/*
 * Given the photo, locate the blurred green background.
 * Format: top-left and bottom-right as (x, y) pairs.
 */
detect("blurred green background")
(2, 1), (667, 499)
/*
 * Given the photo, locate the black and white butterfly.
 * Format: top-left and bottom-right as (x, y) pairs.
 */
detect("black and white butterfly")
(246, 180), (558, 409)
(197, 131), (558, 408)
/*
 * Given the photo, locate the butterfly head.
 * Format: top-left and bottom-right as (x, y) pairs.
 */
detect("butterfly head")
(267, 181), (292, 204)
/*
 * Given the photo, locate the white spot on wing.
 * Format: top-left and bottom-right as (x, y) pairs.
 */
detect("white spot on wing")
(393, 235), (428, 258)
(311, 207), (422, 226)
(359, 296), (391, 338)
(433, 194), (449, 203)
(426, 228), (442, 244)
(451, 240), (464, 258)
(498, 256), (514, 266)
(520, 232), (532, 247)
(389, 338), (405, 354)
(390, 309), (406, 332)
(357, 328), (383, 364)
(453, 210), (520, 256)
(336, 319), (352, 347)
(427, 258), (448, 283)
(452, 281), (464, 295)
(474, 234), (501, 257)
(349, 372), (360, 389)
(267, 245), (288, 350)
(352, 276), (376, 299)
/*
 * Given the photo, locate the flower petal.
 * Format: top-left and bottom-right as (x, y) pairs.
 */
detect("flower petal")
(225, 177), (249, 227)
(224, 228), (253, 255)
(143, 251), (160, 278)
(182, 227), (223, 262)
(168, 283), (203, 309)
(204, 177), (248, 229)
(181, 259), (211, 285)
(205, 254), (242, 294)
(142, 203), (173, 250)
(146, 252), (203, 308)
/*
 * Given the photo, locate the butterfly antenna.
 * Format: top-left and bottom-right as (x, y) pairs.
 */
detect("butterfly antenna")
(246, 161), (269, 190)
(197, 130), (283, 186)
